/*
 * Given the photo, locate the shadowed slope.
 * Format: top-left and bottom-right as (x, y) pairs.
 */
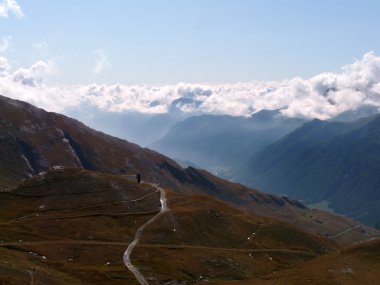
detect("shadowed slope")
(241, 116), (380, 226)
(0, 94), (181, 190)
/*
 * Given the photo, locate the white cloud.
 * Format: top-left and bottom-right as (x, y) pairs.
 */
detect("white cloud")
(1, 52), (380, 120)
(0, 0), (24, 18)
(0, 36), (12, 53)
(12, 60), (55, 87)
(92, 49), (109, 74)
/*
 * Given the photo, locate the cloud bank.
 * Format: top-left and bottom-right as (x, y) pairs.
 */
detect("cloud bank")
(1, 52), (380, 120)
(0, 0), (24, 18)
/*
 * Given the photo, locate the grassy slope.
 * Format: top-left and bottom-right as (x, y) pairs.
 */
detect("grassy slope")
(194, 239), (380, 285)
(185, 168), (379, 246)
(0, 168), (341, 284)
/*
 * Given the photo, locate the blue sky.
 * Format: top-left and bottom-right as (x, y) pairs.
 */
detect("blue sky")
(2, 0), (380, 127)
(1, 0), (380, 85)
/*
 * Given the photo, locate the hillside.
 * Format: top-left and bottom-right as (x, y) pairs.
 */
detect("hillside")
(150, 110), (305, 178)
(180, 167), (379, 246)
(0, 94), (376, 245)
(201, 239), (380, 285)
(0, 168), (339, 284)
(240, 115), (380, 226)
(0, 95), (186, 191)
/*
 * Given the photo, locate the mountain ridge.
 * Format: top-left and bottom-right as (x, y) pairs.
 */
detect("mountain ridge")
(240, 114), (380, 226)
(0, 94), (375, 244)
(150, 110), (306, 178)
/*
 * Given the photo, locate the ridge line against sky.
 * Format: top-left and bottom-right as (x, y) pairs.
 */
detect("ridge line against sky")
(1, 1), (380, 119)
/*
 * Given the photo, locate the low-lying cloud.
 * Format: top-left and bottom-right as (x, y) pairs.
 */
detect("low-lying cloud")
(1, 52), (380, 120)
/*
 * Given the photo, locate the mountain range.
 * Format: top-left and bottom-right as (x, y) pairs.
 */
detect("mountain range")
(239, 115), (380, 226)
(1, 95), (370, 242)
(0, 94), (378, 284)
(145, 100), (380, 228)
(151, 110), (306, 178)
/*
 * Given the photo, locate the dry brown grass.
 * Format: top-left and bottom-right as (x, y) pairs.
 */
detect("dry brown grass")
(0, 168), (347, 284)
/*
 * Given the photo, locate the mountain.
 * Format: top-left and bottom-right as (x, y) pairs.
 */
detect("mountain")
(150, 110), (306, 178)
(0, 94), (375, 245)
(331, 104), (379, 122)
(0, 94), (184, 190)
(240, 115), (380, 226)
(0, 95), (379, 284)
(65, 106), (188, 147)
(64, 93), (206, 147)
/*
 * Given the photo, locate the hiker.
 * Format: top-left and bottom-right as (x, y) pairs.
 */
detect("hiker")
(136, 173), (141, 183)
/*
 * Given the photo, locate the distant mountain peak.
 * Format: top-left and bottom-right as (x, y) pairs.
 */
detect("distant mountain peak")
(331, 104), (379, 122)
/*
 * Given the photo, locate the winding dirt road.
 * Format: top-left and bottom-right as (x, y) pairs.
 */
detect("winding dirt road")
(123, 182), (168, 285)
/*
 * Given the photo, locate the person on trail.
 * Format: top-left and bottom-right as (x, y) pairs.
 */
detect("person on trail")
(136, 173), (141, 183)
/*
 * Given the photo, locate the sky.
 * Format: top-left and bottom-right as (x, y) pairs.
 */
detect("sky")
(1, 0), (380, 122)
(1, 0), (380, 85)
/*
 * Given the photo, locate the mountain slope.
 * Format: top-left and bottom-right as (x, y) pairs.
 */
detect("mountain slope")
(150, 110), (305, 177)
(0, 94), (185, 190)
(0, 168), (339, 284)
(176, 167), (379, 246)
(0, 94), (375, 245)
(241, 115), (380, 226)
(202, 239), (380, 285)
(261, 239), (380, 285)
